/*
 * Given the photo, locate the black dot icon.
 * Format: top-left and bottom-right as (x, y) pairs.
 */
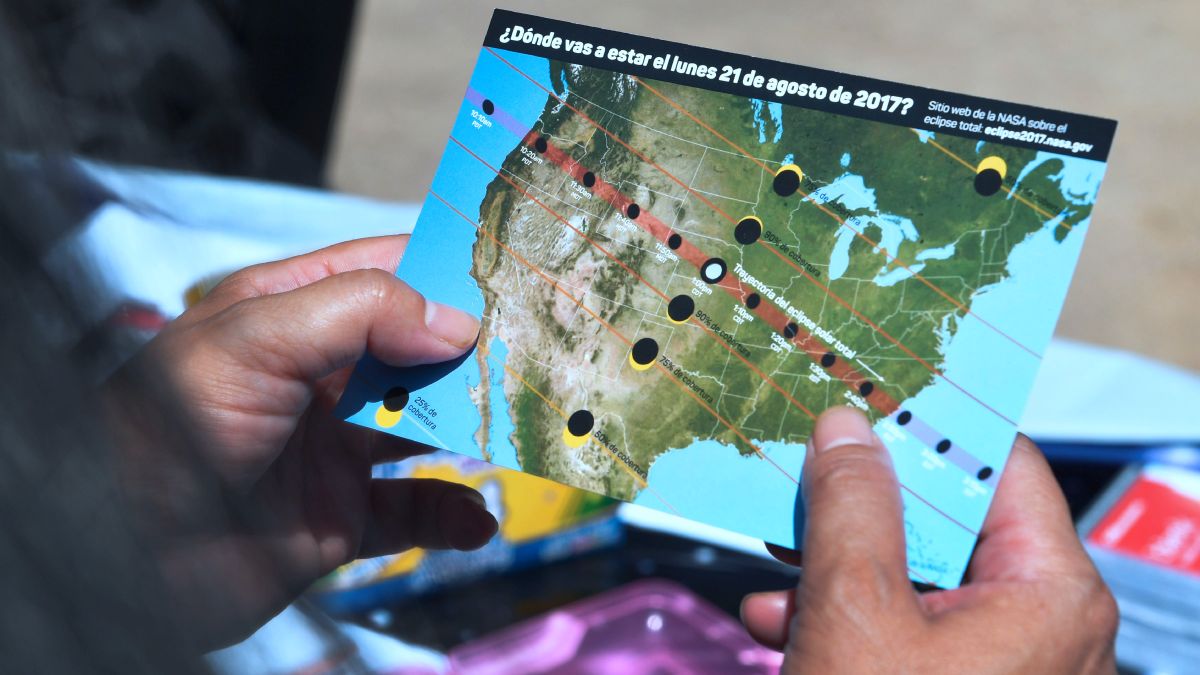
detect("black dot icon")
(977, 466), (994, 481)
(897, 410), (912, 426)
(734, 217), (762, 245)
(820, 352), (836, 368)
(482, 99), (495, 115)
(534, 136), (549, 153)
(631, 337), (659, 366)
(582, 171), (596, 188)
(699, 258), (728, 284)
(383, 387), (409, 412)
(667, 294), (695, 323)
(567, 409), (594, 436)
(858, 381), (874, 397)
(974, 169), (1002, 196)
(936, 439), (951, 454)
(773, 167), (802, 197)
(626, 203), (641, 219)
(783, 322), (799, 339)
(667, 233), (682, 250)
(745, 292), (760, 309)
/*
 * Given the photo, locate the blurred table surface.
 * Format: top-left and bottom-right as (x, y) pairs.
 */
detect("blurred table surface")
(351, 453), (1120, 656)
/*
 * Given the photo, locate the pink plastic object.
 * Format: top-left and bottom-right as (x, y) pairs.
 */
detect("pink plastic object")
(448, 579), (783, 674)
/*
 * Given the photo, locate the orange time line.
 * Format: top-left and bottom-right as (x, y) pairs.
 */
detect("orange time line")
(631, 75), (775, 175)
(477, 321), (687, 513)
(919, 133), (1067, 227)
(447, 135), (819, 423)
(431, 161), (983, 537)
(496, 340), (958, 577)
(430, 185), (978, 536)
(629, 71), (1044, 360)
(485, 47), (741, 225)
(428, 189), (800, 487)
(521, 126), (912, 415)
(751, 229), (1017, 426)
(498, 115), (1014, 429)
(481, 342), (677, 509)
(448, 137), (667, 302)
(490, 51), (915, 406)
(489, 48), (1030, 423)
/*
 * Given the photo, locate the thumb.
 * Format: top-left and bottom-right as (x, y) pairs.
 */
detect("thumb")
(209, 267), (479, 382)
(742, 407), (919, 650)
(800, 406), (914, 605)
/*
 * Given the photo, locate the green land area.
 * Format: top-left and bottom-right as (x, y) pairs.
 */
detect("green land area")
(469, 61), (1089, 501)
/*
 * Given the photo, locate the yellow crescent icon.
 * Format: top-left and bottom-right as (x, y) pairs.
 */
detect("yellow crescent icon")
(562, 426), (590, 448)
(976, 156), (1007, 179)
(776, 163), (805, 183)
(375, 405), (403, 429)
(628, 351), (655, 371)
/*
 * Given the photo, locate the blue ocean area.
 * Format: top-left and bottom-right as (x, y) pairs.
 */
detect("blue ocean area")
(484, 338), (520, 471)
(633, 438), (806, 547)
(1012, 151), (1107, 206)
(877, 152), (1106, 540)
(341, 47), (554, 465)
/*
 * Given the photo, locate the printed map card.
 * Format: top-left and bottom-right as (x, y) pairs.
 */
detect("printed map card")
(337, 9), (1117, 588)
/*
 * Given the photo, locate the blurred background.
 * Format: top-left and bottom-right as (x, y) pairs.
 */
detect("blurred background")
(5, 1), (1197, 673)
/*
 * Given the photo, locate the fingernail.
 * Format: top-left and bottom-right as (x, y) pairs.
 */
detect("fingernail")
(424, 300), (480, 350)
(813, 406), (876, 453)
(745, 590), (790, 613)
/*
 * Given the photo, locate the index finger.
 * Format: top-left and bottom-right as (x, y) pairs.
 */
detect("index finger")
(176, 235), (410, 326)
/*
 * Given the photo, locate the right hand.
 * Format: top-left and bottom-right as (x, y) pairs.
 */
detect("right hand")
(741, 407), (1119, 674)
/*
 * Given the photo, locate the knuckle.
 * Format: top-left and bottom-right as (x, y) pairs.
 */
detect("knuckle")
(212, 268), (264, 302)
(340, 268), (397, 304)
(796, 560), (903, 651)
(829, 557), (901, 610)
(823, 559), (877, 603)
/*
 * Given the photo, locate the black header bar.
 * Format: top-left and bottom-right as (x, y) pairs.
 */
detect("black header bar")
(484, 9), (1116, 162)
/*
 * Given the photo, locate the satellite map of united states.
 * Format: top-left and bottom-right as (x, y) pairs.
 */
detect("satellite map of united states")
(337, 11), (1115, 588)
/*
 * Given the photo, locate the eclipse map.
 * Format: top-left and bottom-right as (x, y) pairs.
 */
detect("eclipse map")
(337, 10), (1117, 588)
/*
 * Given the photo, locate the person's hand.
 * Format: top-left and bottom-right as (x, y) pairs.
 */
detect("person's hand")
(107, 236), (497, 648)
(741, 407), (1118, 674)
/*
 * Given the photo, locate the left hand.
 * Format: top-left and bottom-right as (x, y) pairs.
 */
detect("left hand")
(107, 236), (497, 649)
